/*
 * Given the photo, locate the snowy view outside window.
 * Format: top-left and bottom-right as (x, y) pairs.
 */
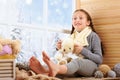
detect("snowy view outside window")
(0, 0), (75, 63)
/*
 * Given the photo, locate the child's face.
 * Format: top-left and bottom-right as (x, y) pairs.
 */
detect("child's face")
(72, 11), (90, 32)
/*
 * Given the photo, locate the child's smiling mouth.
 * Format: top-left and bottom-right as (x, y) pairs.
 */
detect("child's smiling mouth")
(75, 23), (81, 26)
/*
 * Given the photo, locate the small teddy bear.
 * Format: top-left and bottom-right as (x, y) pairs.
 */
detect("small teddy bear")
(0, 37), (21, 59)
(59, 37), (74, 55)
(94, 64), (116, 78)
(54, 37), (83, 65)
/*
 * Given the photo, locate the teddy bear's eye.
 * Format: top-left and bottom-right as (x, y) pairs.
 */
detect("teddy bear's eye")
(69, 48), (71, 50)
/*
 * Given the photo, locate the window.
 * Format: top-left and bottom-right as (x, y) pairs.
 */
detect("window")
(0, 0), (75, 28)
(0, 0), (75, 63)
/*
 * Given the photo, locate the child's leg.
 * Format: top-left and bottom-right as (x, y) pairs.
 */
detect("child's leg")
(29, 56), (48, 75)
(42, 51), (68, 77)
(66, 59), (97, 76)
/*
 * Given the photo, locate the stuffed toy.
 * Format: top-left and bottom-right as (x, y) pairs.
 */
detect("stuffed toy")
(54, 52), (77, 65)
(113, 63), (120, 77)
(0, 37), (21, 59)
(94, 64), (116, 78)
(54, 37), (83, 65)
(59, 37), (74, 55)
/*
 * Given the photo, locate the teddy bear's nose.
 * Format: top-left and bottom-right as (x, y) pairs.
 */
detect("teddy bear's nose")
(63, 49), (66, 52)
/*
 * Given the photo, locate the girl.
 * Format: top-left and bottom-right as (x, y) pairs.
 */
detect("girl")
(29, 9), (103, 77)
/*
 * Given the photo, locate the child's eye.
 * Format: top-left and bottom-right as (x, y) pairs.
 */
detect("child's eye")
(79, 17), (83, 19)
(73, 17), (77, 20)
(69, 48), (71, 50)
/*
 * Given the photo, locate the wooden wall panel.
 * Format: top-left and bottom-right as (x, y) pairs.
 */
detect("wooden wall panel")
(78, 0), (120, 68)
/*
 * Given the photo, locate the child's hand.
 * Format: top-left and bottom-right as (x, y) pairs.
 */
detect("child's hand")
(73, 44), (83, 55)
(56, 40), (62, 50)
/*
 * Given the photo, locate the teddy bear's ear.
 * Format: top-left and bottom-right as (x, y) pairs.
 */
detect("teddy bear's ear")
(60, 37), (74, 53)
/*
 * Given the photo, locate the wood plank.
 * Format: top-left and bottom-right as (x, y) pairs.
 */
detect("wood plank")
(0, 59), (15, 80)
(93, 18), (120, 25)
(0, 70), (12, 73)
(0, 74), (13, 77)
(0, 78), (14, 80)
(0, 66), (12, 69)
(80, 0), (120, 12)
(0, 63), (13, 66)
(0, 59), (14, 62)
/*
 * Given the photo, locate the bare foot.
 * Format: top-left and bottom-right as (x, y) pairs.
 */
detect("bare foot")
(42, 51), (50, 60)
(29, 56), (48, 75)
(42, 51), (59, 77)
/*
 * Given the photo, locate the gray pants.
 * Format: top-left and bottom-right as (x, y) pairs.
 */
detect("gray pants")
(66, 58), (98, 77)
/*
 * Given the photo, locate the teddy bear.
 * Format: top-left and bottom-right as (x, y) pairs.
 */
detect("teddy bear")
(94, 64), (116, 78)
(59, 37), (74, 55)
(54, 37), (83, 65)
(0, 37), (21, 59)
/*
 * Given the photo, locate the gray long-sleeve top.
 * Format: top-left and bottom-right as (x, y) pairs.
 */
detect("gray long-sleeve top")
(81, 31), (103, 65)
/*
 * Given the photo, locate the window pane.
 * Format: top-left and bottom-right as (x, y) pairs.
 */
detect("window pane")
(0, 0), (43, 25)
(0, 0), (74, 63)
(17, 0), (43, 25)
(48, 0), (73, 29)
(0, 0), (74, 28)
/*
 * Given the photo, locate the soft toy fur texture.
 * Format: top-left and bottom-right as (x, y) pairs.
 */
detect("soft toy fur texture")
(59, 37), (74, 55)
(54, 37), (83, 65)
(16, 64), (61, 80)
(0, 37), (21, 59)
(53, 37), (74, 65)
(94, 64), (116, 78)
(54, 52), (73, 65)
